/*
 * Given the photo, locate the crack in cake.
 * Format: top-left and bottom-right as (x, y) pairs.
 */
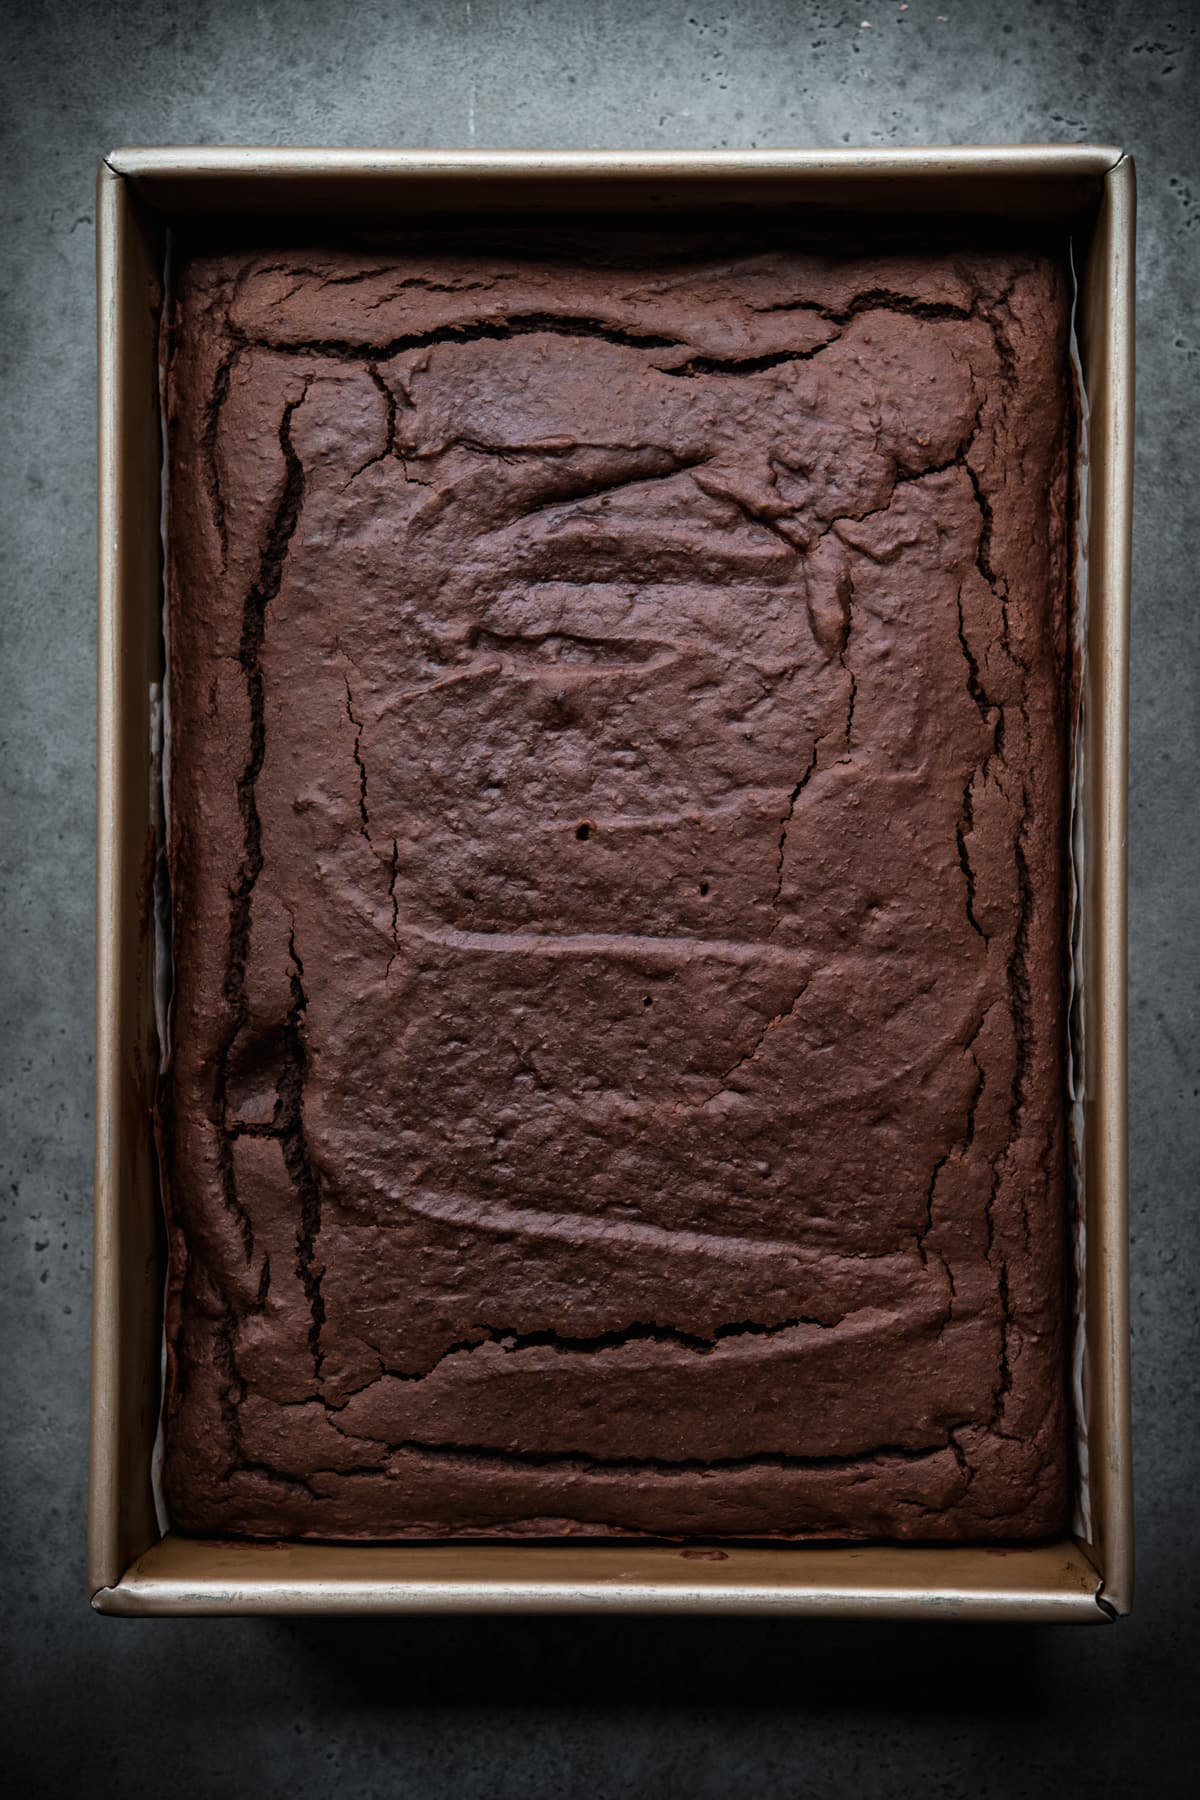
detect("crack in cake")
(161, 238), (1071, 1539)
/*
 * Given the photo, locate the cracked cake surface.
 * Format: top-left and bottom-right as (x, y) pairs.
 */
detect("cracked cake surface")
(161, 237), (1071, 1540)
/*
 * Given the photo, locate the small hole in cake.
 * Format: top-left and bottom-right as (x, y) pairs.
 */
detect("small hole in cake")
(699, 881), (710, 896)
(643, 995), (653, 1008)
(576, 822), (592, 841)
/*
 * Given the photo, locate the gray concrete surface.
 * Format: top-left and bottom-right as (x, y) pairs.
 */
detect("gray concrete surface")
(2, 1), (1196, 1793)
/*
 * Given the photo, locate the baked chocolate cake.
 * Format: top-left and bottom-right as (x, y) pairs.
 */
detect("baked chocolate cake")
(161, 238), (1071, 1540)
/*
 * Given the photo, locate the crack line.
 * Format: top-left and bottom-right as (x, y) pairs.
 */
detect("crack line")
(209, 381), (310, 1263)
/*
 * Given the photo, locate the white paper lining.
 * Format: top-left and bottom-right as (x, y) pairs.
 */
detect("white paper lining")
(1067, 241), (1092, 1545)
(149, 228), (176, 1540)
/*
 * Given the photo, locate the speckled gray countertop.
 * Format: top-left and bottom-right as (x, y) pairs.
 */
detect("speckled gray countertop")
(2, 2), (1196, 1794)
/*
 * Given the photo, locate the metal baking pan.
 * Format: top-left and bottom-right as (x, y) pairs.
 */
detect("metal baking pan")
(92, 146), (1133, 1618)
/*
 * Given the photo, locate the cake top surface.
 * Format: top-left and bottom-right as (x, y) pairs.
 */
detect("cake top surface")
(161, 239), (1071, 1542)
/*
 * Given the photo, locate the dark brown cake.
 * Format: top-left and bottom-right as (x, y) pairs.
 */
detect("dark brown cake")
(161, 237), (1071, 1540)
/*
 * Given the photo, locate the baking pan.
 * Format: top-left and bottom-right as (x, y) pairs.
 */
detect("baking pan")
(92, 146), (1133, 1618)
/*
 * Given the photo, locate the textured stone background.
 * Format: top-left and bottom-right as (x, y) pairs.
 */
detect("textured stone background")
(2, 1), (1196, 1793)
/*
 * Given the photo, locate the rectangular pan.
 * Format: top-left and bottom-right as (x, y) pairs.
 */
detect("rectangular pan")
(92, 146), (1133, 1618)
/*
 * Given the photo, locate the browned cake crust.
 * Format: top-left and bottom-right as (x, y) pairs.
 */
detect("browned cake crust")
(161, 238), (1071, 1541)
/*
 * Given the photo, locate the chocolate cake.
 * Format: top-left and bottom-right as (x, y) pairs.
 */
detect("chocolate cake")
(161, 238), (1071, 1540)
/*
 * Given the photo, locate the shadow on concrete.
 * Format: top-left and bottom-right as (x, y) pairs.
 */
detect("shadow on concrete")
(265, 1612), (1065, 1717)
